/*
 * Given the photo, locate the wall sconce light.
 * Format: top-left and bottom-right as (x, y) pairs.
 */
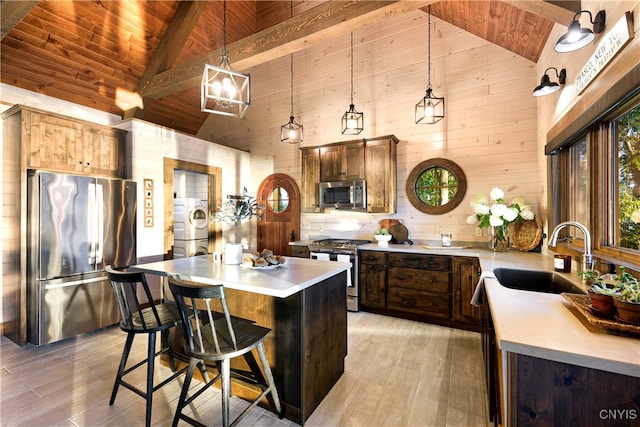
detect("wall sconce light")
(555, 10), (606, 53)
(532, 67), (566, 97)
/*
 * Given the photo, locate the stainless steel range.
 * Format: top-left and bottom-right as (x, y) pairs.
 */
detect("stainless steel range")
(308, 238), (370, 312)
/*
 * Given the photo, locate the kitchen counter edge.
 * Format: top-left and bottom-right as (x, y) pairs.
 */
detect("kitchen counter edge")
(358, 243), (640, 378)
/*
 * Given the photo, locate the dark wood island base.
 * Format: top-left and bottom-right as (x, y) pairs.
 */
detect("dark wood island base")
(164, 271), (348, 425)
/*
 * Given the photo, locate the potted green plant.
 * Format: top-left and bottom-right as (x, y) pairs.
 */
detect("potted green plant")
(612, 267), (640, 324)
(580, 270), (619, 318)
(373, 227), (392, 246)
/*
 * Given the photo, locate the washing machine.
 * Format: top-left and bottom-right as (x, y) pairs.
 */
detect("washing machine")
(173, 238), (209, 259)
(174, 198), (208, 240)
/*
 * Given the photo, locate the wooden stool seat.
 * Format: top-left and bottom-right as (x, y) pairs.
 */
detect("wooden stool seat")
(168, 276), (282, 427)
(106, 266), (187, 427)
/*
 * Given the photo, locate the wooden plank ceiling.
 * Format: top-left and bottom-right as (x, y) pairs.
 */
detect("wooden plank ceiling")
(1, 1), (578, 139)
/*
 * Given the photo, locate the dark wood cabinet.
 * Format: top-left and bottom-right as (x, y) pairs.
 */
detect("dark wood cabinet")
(300, 135), (398, 214)
(290, 245), (310, 258)
(300, 148), (323, 213)
(359, 250), (480, 331)
(452, 256), (481, 328)
(386, 253), (451, 318)
(365, 137), (397, 213)
(319, 142), (364, 181)
(360, 251), (387, 307)
(509, 353), (640, 427)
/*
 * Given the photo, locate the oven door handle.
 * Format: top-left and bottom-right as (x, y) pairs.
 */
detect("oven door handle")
(310, 252), (331, 261)
(310, 252), (353, 287)
(336, 254), (353, 287)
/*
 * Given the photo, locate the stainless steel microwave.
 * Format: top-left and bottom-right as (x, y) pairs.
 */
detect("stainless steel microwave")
(319, 180), (366, 210)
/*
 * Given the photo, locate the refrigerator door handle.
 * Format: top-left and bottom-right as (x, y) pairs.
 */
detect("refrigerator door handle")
(88, 182), (96, 264)
(96, 183), (104, 264)
(42, 275), (107, 289)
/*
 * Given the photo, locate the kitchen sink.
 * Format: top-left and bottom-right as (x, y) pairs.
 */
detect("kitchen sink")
(493, 268), (586, 294)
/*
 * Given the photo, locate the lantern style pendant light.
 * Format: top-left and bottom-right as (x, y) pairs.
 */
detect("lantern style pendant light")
(281, 2), (303, 143)
(342, 32), (364, 135)
(415, 6), (444, 125)
(201, 0), (250, 118)
(280, 53), (304, 143)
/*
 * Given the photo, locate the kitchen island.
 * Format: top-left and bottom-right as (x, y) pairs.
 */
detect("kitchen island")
(130, 254), (350, 425)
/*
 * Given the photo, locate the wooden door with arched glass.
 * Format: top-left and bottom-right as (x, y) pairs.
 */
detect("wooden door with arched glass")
(256, 174), (300, 256)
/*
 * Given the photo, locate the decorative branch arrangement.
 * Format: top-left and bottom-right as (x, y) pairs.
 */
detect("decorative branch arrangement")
(215, 187), (265, 225)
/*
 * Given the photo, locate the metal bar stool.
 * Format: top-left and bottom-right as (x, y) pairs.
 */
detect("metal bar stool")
(168, 276), (282, 427)
(106, 266), (188, 427)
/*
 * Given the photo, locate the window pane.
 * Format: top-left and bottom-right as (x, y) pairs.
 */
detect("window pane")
(569, 137), (588, 229)
(615, 104), (640, 250)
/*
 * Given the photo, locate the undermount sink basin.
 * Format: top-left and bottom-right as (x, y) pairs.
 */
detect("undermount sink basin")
(493, 268), (586, 294)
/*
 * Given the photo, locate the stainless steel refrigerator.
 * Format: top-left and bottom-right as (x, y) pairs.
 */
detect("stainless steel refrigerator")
(27, 171), (137, 346)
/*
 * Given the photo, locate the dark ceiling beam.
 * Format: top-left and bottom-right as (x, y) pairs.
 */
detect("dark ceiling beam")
(1, 1), (39, 40)
(143, 0), (436, 100)
(502, 0), (576, 24)
(123, 0), (207, 120)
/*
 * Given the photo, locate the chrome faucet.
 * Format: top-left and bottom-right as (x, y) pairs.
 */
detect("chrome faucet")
(548, 221), (594, 277)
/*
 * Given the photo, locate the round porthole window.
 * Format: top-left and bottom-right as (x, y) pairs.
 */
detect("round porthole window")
(406, 158), (467, 214)
(268, 187), (289, 213)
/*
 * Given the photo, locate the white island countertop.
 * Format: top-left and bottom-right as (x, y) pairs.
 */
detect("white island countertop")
(130, 254), (349, 299)
(358, 243), (640, 377)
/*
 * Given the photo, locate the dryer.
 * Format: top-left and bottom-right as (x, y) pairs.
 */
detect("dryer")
(174, 198), (208, 240)
(173, 238), (209, 259)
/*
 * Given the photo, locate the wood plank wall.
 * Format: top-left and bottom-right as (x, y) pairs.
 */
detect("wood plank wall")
(535, 0), (640, 231)
(200, 9), (539, 244)
(115, 119), (252, 258)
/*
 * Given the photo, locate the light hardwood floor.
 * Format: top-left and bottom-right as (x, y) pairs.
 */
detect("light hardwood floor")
(1, 312), (489, 427)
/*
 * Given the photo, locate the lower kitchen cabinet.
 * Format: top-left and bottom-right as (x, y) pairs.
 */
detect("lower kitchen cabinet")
(360, 251), (387, 307)
(508, 353), (640, 427)
(359, 250), (480, 331)
(452, 256), (481, 328)
(290, 245), (310, 258)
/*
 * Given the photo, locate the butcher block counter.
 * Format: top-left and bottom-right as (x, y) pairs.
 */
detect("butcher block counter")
(131, 255), (350, 425)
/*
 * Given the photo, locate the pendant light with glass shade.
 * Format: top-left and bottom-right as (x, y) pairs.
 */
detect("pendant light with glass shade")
(415, 6), (444, 125)
(201, 0), (250, 118)
(281, 2), (303, 143)
(342, 32), (364, 135)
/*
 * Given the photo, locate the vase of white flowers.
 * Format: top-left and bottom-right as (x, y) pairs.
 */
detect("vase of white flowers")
(489, 224), (510, 252)
(466, 187), (534, 252)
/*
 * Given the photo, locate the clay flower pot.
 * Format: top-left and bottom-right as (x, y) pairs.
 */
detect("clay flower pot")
(613, 298), (640, 325)
(588, 288), (616, 318)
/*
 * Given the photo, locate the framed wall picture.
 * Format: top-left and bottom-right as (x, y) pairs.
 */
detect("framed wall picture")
(143, 178), (154, 227)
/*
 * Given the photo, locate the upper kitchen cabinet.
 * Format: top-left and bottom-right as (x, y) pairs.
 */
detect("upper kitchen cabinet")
(301, 135), (398, 214)
(301, 148), (323, 213)
(365, 136), (398, 213)
(6, 105), (125, 178)
(319, 141), (365, 181)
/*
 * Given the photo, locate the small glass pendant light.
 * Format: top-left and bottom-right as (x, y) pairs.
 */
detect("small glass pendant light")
(280, 56), (303, 143)
(281, 2), (303, 143)
(415, 6), (444, 125)
(342, 32), (363, 135)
